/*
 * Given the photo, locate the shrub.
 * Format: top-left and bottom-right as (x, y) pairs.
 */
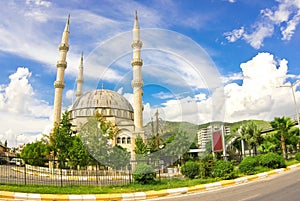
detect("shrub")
(295, 152), (300, 162)
(214, 160), (234, 179)
(238, 156), (258, 175)
(181, 161), (200, 179)
(199, 154), (215, 178)
(260, 152), (286, 169)
(132, 163), (156, 184)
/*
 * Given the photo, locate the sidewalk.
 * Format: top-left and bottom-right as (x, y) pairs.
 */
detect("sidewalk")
(1, 164), (300, 201)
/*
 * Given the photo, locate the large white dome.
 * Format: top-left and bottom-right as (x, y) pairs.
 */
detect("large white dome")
(69, 89), (134, 121)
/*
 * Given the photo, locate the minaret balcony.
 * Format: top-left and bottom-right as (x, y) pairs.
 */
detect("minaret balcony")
(56, 61), (67, 68)
(54, 81), (65, 89)
(76, 78), (84, 83)
(131, 80), (144, 88)
(131, 58), (143, 67)
(131, 40), (143, 49)
(59, 43), (69, 51)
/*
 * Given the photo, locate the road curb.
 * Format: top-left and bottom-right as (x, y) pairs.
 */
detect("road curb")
(1, 163), (300, 201)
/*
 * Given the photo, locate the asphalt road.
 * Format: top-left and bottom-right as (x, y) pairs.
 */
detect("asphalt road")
(149, 168), (300, 201)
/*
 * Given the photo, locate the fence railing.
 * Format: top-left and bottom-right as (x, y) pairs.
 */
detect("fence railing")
(0, 157), (181, 187)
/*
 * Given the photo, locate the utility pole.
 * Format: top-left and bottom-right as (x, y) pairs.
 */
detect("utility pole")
(280, 80), (300, 135)
(155, 109), (159, 149)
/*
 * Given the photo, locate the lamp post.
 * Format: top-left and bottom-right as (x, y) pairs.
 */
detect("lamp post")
(280, 80), (300, 135)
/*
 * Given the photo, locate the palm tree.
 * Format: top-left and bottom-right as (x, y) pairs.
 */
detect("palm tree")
(270, 117), (294, 160)
(239, 122), (262, 156)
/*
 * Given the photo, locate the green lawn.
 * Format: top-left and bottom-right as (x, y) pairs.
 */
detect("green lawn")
(0, 177), (219, 194)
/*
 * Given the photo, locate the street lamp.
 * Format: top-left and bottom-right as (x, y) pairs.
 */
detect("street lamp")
(280, 80), (300, 135)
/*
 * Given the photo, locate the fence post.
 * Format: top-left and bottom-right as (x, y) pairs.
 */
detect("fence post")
(96, 165), (99, 185)
(60, 167), (63, 187)
(128, 163), (132, 183)
(24, 164), (27, 185)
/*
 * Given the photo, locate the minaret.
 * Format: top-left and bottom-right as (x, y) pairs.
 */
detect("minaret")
(131, 11), (144, 132)
(52, 15), (70, 128)
(76, 52), (84, 98)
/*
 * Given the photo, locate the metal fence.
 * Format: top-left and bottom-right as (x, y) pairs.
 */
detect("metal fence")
(0, 157), (180, 187)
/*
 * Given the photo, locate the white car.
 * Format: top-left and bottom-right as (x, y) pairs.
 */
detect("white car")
(10, 158), (24, 166)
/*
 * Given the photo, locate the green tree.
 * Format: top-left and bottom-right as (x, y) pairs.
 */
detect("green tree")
(21, 137), (50, 166)
(135, 135), (147, 155)
(270, 117), (294, 160)
(68, 136), (93, 169)
(239, 122), (262, 155)
(50, 111), (73, 168)
(107, 145), (130, 170)
(78, 113), (127, 169)
(258, 141), (277, 154)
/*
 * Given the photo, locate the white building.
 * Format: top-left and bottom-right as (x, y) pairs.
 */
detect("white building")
(197, 122), (231, 152)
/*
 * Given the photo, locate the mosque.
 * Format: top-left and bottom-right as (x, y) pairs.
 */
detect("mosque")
(51, 12), (144, 157)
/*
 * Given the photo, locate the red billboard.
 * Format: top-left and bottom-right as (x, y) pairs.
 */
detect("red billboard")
(213, 130), (223, 152)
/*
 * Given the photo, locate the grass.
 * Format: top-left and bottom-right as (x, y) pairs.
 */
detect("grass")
(0, 177), (219, 194)
(285, 158), (299, 166)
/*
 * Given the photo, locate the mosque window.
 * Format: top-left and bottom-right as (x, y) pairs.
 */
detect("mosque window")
(122, 137), (126, 144)
(127, 137), (131, 144)
(117, 137), (121, 144)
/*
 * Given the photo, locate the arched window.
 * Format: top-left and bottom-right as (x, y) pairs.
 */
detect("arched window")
(117, 137), (121, 144)
(122, 137), (126, 144)
(127, 137), (131, 144)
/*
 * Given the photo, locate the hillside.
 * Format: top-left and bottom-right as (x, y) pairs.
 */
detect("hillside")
(143, 119), (272, 138)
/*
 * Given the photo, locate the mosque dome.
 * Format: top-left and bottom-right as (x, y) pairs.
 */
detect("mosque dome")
(69, 89), (133, 120)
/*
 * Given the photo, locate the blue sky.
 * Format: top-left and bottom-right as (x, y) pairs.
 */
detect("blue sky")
(0, 0), (300, 147)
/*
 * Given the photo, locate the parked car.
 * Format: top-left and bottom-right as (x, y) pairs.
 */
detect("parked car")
(9, 158), (24, 166)
(0, 157), (8, 165)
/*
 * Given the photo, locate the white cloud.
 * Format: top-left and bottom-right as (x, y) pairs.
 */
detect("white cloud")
(244, 23), (274, 49)
(0, 68), (52, 147)
(152, 92), (175, 99)
(225, 0), (300, 48)
(26, 0), (52, 7)
(224, 27), (244, 42)
(222, 52), (295, 121)
(221, 72), (243, 84)
(149, 52), (299, 125)
(66, 89), (75, 100)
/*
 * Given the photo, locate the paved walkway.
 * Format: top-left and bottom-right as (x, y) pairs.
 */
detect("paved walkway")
(1, 164), (300, 201)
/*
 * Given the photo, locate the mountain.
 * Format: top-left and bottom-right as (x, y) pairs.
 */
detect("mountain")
(143, 119), (272, 139)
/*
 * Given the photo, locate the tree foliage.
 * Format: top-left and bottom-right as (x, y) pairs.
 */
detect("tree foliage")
(270, 117), (294, 160)
(21, 137), (50, 167)
(50, 111), (74, 168)
(133, 163), (156, 184)
(78, 113), (129, 169)
(181, 161), (200, 179)
(239, 122), (262, 155)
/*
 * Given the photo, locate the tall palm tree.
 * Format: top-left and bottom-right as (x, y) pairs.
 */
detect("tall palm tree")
(270, 117), (294, 160)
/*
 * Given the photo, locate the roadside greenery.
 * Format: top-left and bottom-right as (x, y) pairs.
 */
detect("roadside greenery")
(213, 160), (234, 179)
(6, 115), (300, 194)
(132, 163), (156, 184)
(295, 152), (300, 161)
(181, 161), (200, 179)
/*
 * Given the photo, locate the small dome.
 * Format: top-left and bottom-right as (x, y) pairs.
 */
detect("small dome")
(71, 89), (133, 112)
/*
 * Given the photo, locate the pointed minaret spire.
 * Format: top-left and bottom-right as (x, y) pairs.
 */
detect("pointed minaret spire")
(133, 10), (140, 42)
(131, 11), (143, 132)
(76, 52), (84, 98)
(52, 15), (70, 129)
(65, 14), (70, 31)
(61, 14), (70, 44)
